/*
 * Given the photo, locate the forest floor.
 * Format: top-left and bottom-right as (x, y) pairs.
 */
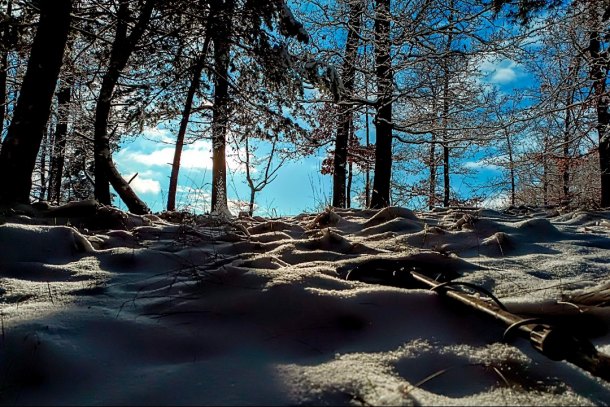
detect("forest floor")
(1, 201), (610, 405)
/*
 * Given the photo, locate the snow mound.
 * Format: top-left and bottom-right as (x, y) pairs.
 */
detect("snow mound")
(1, 205), (610, 405)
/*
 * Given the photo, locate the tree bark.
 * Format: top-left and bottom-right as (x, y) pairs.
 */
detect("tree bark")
(589, 21), (610, 207)
(210, 0), (234, 214)
(167, 42), (210, 211)
(93, 0), (156, 214)
(0, 0), (11, 146)
(562, 84), (574, 204)
(333, 0), (362, 208)
(167, 11), (213, 212)
(429, 131), (436, 209)
(38, 126), (50, 200)
(0, 0), (72, 204)
(48, 85), (71, 203)
(442, 4), (454, 208)
(543, 134), (549, 206)
(370, 0), (393, 209)
(347, 130), (354, 208)
(442, 80), (449, 207)
(505, 128), (516, 206)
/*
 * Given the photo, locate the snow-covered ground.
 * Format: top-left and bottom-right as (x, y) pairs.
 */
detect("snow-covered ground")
(1, 202), (610, 405)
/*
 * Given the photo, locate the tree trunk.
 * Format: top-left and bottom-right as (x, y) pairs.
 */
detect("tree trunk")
(210, 0), (234, 214)
(0, 0), (72, 204)
(365, 105), (371, 208)
(429, 98), (438, 210)
(370, 0), (393, 209)
(442, 5), (454, 208)
(562, 90), (572, 204)
(429, 131), (436, 209)
(39, 126), (50, 200)
(543, 135), (549, 206)
(0, 0), (11, 146)
(167, 15), (212, 212)
(167, 46), (209, 211)
(443, 143), (450, 207)
(589, 22), (610, 207)
(347, 131), (354, 208)
(93, 0), (156, 214)
(249, 188), (255, 217)
(442, 73), (450, 207)
(48, 85), (71, 203)
(505, 129), (515, 206)
(333, 0), (362, 208)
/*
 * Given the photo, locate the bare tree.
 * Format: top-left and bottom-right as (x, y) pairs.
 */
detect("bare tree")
(232, 135), (287, 216)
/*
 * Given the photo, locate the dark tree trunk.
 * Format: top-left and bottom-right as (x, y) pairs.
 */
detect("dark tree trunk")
(370, 0), (393, 209)
(505, 129), (516, 206)
(249, 188), (255, 217)
(429, 131), (436, 210)
(442, 74), (450, 207)
(210, 0), (234, 214)
(428, 96), (438, 209)
(93, 0), (155, 214)
(333, 0), (362, 208)
(441, 6), (454, 208)
(48, 85), (71, 203)
(589, 26), (610, 207)
(0, 48), (6, 142)
(0, 0), (72, 204)
(562, 89), (573, 203)
(543, 134), (549, 206)
(167, 13), (212, 212)
(365, 105), (371, 208)
(167, 46), (209, 211)
(443, 144), (449, 207)
(346, 130), (354, 208)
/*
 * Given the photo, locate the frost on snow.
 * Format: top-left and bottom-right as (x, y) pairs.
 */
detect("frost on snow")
(1, 205), (610, 405)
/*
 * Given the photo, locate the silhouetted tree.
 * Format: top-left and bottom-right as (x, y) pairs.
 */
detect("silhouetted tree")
(0, 0), (72, 204)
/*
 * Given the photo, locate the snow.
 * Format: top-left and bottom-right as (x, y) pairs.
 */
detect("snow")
(1, 203), (610, 405)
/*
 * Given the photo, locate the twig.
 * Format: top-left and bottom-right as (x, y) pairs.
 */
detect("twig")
(47, 281), (54, 304)
(127, 173), (139, 185)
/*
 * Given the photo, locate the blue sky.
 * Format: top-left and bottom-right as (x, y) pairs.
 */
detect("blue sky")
(114, 128), (335, 216)
(112, 55), (530, 216)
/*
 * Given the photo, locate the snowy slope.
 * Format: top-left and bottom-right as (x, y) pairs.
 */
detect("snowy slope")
(1, 203), (610, 405)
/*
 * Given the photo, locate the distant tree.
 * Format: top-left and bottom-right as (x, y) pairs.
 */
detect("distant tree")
(232, 135), (287, 216)
(0, 0), (72, 204)
(494, 0), (610, 207)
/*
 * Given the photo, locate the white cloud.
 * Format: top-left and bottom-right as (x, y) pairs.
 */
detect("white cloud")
(119, 139), (247, 173)
(463, 160), (502, 171)
(492, 66), (517, 84)
(123, 139), (213, 169)
(125, 174), (161, 195)
(141, 126), (174, 144)
(476, 57), (521, 85)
